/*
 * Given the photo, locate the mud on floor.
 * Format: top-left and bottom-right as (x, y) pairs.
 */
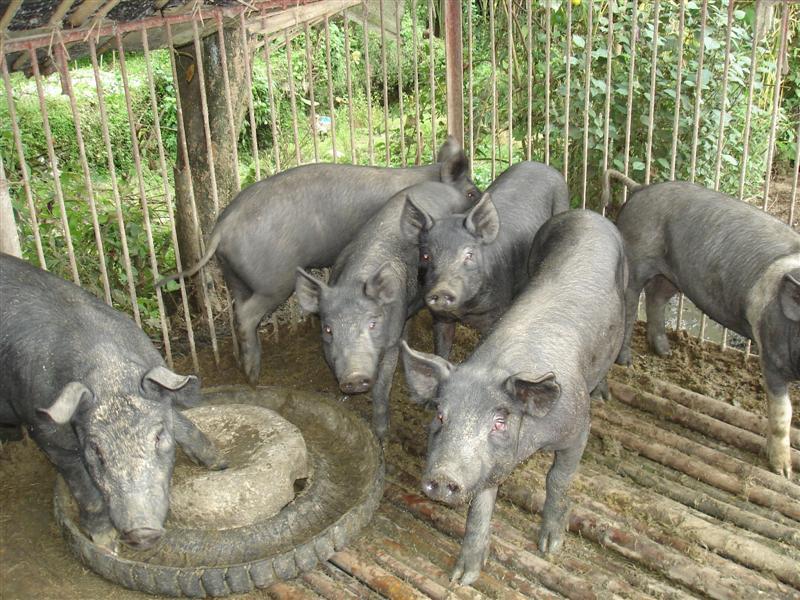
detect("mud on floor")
(1, 317), (798, 599)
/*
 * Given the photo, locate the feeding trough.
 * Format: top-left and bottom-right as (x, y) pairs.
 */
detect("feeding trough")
(53, 386), (384, 597)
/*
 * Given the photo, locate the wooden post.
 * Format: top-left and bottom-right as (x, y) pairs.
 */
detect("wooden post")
(0, 155), (22, 258)
(443, 0), (464, 146)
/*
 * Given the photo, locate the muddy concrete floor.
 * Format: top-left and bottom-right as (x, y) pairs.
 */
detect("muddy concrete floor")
(1, 315), (798, 599)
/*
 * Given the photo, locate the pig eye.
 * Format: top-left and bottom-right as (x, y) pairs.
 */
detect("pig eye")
(88, 441), (106, 467)
(368, 318), (377, 330)
(420, 249), (431, 264)
(464, 250), (474, 262)
(467, 189), (478, 201)
(437, 413), (444, 424)
(492, 415), (507, 433)
(155, 428), (170, 452)
(323, 324), (332, 336)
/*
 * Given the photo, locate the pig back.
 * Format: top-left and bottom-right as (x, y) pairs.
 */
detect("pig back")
(0, 254), (164, 423)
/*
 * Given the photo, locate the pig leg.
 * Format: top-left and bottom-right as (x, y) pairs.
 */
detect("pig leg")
(539, 427), (589, 553)
(590, 378), (609, 401)
(173, 409), (228, 470)
(432, 317), (456, 359)
(451, 485), (498, 586)
(234, 292), (278, 386)
(644, 275), (677, 357)
(617, 280), (645, 366)
(762, 366), (793, 478)
(371, 344), (400, 440)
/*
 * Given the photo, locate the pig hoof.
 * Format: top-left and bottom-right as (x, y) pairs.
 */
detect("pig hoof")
(766, 442), (792, 479)
(650, 336), (671, 357)
(615, 349), (632, 366)
(538, 525), (564, 554)
(450, 559), (481, 587)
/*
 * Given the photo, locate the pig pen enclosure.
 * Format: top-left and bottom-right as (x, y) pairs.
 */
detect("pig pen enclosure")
(1, 0), (799, 598)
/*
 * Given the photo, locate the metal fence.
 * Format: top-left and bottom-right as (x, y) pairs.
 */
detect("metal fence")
(1, 0), (798, 372)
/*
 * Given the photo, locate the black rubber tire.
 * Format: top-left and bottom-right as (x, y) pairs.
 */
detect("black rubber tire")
(53, 385), (384, 597)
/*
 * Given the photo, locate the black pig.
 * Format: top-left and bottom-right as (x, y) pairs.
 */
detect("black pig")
(401, 210), (627, 585)
(604, 169), (800, 477)
(0, 254), (225, 551)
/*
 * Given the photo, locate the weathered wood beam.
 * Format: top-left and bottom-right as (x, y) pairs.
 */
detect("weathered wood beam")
(48, 0), (78, 27)
(67, 0), (105, 28)
(0, 0), (23, 32)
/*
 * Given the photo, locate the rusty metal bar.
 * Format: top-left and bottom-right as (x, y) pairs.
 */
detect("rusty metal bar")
(216, 11), (241, 192)
(526, 0), (532, 161)
(669, 1), (685, 181)
(544, 0), (551, 165)
(489, 0), (497, 178)
(324, 17), (338, 163)
(600, 0), (613, 216)
(29, 46), (80, 285)
(379, 0), (390, 165)
(444, 0), (464, 145)
(580, 0), (593, 208)
(56, 44), (111, 304)
(563, 0), (572, 180)
(262, 19), (282, 172)
(114, 30), (171, 363)
(791, 120), (799, 228)
(141, 28), (199, 371)
(467, 0), (474, 174)
(688, 0), (708, 185)
(643, 0), (660, 185)
(285, 29), (303, 166)
(762, 4), (789, 212)
(428, 0), (437, 160)
(736, 9), (760, 203)
(412, 0), (422, 165)
(506, 0), (513, 165)
(343, 12), (357, 163)
(304, 23), (320, 163)
(238, 11), (261, 180)
(165, 22), (220, 364)
(394, 4), (406, 166)
(1, 56), (46, 269)
(621, 0), (638, 203)
(712, 1), (735, 192)
(363, 2), (375, 165)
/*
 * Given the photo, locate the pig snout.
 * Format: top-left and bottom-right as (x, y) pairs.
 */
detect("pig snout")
(426, 288), (458, 310)
(422, 472), (464, 504)
(339, 372), (373, 395)
(121, 526), (165, 549)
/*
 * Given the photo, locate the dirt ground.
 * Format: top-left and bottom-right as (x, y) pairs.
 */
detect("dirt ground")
(1, 315), (798, 599)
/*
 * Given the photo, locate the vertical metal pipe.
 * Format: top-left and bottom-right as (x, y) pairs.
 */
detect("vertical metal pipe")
(428, 0), (437, 159)
(712, 1), (735, 192)
(526, 0), (532, 162)
(580, 0), (593, 208)
(467, 0), (474, 174)
(217, 11), (241, 191)
(141, 28), (199, 371)
(762, 5), (789, 211)
(285, 29), (303, 166)
(544, 0), (551, 165)
(166, 22), (220, 364)
(304, 23), (320, 163)
(621, 0), (638, 203)
(489, 0), (497, 178)
(363, 2), (375, 165)
(56, 44), (111, 304)
(29, 47), (80, 285)
(325, 17), (338, 163)
(88, 39), (139, 323)
(395, 4), (406, 166)
(600, 0), (614, 217)
(240, 12), (261, 180)
(444, 0), (464, 145)
(262, 24), (282, 172)
(412, 0), (423, 164)
(2, 55), (46, 269)
(506, 0), (513, 164)
(790, 120), (800, 228)
(644, 0), (660, 185)
(737, 9), (760, 202)
(343, 12), (358, 163)
(688, 0), (707, 185)
(563, 0), (572, 180)
(115, 31), (172, 363)
(669, 1), (685, 181)
(379, 0), (391, 164)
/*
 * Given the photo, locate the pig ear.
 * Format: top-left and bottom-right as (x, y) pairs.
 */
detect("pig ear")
(505, 371), (561, 418)
(779, 272), (800, 321)
(436, 135), (461, 163)
(364, 262), (400, 305)
(440, 148), (470, 185)
(37, 382), (93, 425)
(400, 340), (453, 403)
(400, 194), (435, 239)
(142, 366), (201, 406)
(295, 267), (327, 314)
(464, 192), (500, 244)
